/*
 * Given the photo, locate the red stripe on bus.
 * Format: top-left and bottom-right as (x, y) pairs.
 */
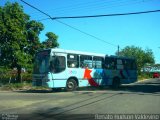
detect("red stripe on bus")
(83, 68), (99, 86)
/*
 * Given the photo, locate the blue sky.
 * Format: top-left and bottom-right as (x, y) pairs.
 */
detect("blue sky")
(1, 0), (160, 63)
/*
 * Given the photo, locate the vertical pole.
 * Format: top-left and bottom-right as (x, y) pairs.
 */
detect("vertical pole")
(0, 48), (1, 57)
(118, 45), (120, 56)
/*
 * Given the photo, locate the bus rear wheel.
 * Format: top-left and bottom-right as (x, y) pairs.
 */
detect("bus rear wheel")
(66, 79), (77, 91)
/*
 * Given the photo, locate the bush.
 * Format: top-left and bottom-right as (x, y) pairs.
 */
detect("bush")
(0, 66), (33, 85)
(138, 72), (152, 80)
(0, 67), (12, 85)
(21, 73), (32, 83)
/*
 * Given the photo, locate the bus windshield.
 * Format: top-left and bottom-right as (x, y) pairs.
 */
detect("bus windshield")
(33, 50), (66, 74)
(33, 50), (50, 74)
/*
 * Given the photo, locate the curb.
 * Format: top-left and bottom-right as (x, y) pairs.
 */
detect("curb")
(126, 78), (151, 85)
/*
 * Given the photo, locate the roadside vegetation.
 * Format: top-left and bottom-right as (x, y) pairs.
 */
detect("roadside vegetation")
(0, 2), (58, 91)
(138, 73), (153, 81)
(0, 2), (59, 83)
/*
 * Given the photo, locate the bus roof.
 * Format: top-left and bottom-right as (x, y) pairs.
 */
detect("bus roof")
(49, 48), (106, 57)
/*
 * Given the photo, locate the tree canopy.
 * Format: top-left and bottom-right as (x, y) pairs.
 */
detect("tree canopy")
(42, 32), (59, 48)
(0, 2), (59, 82)
(117, 46), (155, 73)
(26, 20), (44, 57)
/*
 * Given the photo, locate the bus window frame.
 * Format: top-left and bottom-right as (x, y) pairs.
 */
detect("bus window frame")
(122, 58), (137, 70)
(93, 56), (104, 69)
(67, 54), (79, 68)
(105, 57), (117, 70)
(80, 55), (93, 69)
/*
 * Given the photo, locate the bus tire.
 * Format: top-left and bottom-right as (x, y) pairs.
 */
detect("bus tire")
(66, 78), (77, 91)
(112, 77), (120, 89)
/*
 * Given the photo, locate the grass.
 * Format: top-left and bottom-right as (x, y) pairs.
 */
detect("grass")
(0, 82), (52, 91)
(0, 82), (32, 91)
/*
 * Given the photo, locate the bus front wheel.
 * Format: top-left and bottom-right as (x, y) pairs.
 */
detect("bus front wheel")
(66, 79), (77, 91)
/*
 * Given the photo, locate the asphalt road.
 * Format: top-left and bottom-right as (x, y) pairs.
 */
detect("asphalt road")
(0, 78), (160, 120)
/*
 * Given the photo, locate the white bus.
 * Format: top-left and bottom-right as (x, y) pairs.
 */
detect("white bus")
(32, 48), (137, 91)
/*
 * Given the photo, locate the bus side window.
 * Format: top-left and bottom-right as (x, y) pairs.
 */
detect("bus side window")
(132, 60), (137, 70)
(127, 60), (132, 69)
(123, 59), (137, 70)
(93, 56), (104, 69)
(117, 59), (123, 70)
(130, 60), (137, 70)
(80, 55), (92, 69)
(50, 56), (66, 73)
(105, 57), (116, 69)
(122, 59), (127, 69)
(67, 54), (79, 68)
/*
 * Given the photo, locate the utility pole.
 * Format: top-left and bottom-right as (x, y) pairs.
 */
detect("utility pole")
(117, 45), (120, 56)
(0, 48), (1, 57)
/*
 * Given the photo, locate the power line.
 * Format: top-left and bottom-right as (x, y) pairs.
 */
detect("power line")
(29, 0), (153, 17)
(20, 0), (52, 19)
(55, 19), (117, 47)
(20, 0), (117, 47)
(39, 9), (160, 21)
(24, 0), (158, 24)
(24, 0), (123, 16)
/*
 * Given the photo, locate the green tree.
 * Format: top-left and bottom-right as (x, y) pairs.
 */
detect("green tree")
(26, 20), (44, 57)
(0, 2), (44, 82)
(143, 48), (155, 64)
(42, 32), (59, 48)
(0, 2), (30, 82)
(117, 46), (155, 73)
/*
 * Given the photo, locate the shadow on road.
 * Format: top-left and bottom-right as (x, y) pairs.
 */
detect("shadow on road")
(119, 78), (160, 94)
(30, 79), (160, 120)
(16, 79), (160, 94)
(16, 88), (67, 93)
(17, 89), (54, 93)
(17, 79), (160, 120)
(78, 78), (160, 94)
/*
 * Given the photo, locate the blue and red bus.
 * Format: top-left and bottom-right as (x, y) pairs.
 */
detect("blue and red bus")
(32, 48), (137, 91)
